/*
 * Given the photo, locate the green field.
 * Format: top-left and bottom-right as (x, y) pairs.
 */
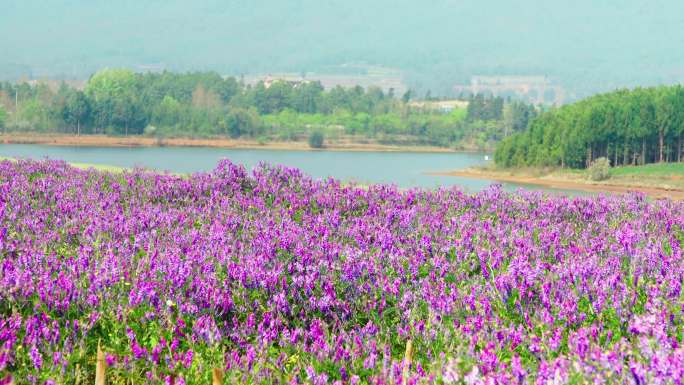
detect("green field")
(608, 162), (684, 177)
(533, 162), (684, 180)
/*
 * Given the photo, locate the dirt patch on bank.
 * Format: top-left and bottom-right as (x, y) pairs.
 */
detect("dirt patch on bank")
(0, 133), (459, 153)
(434, 169), (684, 201)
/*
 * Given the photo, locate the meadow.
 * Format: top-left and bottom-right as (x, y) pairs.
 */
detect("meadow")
(609, 162), (684, 177)
(1, 159), (684, 384)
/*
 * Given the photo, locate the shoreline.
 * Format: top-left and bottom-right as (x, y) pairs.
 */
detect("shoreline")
(0, 133), (478, 154)
(434, 169), (684, 200)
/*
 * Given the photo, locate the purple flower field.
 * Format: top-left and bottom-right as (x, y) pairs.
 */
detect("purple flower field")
(1, 159), (684, 384)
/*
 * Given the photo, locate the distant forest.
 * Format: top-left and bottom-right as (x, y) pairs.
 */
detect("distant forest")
(495, 85), (684, 168)
(0, 69), (536, 150)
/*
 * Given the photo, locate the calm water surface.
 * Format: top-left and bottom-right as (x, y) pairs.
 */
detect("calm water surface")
(0, 144), (584, 195)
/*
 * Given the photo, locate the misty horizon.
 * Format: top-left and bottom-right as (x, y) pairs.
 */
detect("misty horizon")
(2, 0), (684, 99)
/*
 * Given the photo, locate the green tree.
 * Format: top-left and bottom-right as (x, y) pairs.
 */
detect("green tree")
(495, 84), (684, 169)
(62, 91), (91, 135)
(0, 69), (529, 150)
(19, 99), (50, 131)
(224, 108), (261, 138)
(672, 86), (684, 162)
(291, 81), (323, 113)
(323, 86), (351, 113)
(153, 95), (183, 128)
(402, 90), (412, 103)
(86, 68), (145, 134)
(0, 104), (6, 131)
(654, 87), (676, 162)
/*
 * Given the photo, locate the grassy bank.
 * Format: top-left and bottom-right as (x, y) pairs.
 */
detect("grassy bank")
(436, 163), (684, 200)
(609, 162), (684, 177)
(0, 156), (128, 173)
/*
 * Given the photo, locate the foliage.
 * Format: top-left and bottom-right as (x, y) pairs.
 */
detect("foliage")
(308, 131), (324, 148)
(0, 104), (6, 128)
(0, 71), (536, 149)
(62, 90), (90, 134)
(2, 159), (684, 384)
(467, 93), (504, 121)
(496, 85), (684, 169)
(587, 157), (611, 181)
(85, 69), (147, 135)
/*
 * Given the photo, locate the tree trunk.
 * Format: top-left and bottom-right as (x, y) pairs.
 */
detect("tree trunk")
(77, 120), (80, 136)
(666, 144), (670, 163)
(623, 139), (629, 166)
(642, 139), (646, 165)
(613, 143), (618, 166)
(679, 133), (682, 162)
(659, 128), (665, 163)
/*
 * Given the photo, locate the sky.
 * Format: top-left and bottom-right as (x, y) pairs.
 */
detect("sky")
(2, 0), (684, 97)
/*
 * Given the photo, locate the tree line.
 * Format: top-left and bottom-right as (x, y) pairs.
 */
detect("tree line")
(0, 69), (536, 149)
(495, 85), (684, 168)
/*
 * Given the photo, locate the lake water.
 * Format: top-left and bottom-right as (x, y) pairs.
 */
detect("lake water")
(0, 144), (582, 194)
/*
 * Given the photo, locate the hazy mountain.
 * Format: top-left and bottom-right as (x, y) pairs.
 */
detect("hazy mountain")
(2, 0), (684, 97)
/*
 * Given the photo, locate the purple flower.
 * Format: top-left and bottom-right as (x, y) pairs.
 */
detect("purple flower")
(4, 159), (684, 383)
(29, 346), (42, 369)
(105, 353), (116, 367)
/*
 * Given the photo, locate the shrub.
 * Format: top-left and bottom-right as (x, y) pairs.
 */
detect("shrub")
(588, 157), (611, 181)
(143, 124), (157, 136)
(308, 131), (324, 148)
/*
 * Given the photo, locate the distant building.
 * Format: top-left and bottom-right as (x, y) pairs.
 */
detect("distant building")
(454, 75), (565, 105)
(407, 100), (468, 113)
(261, 75), (312, 89)
(25, 79), (87, 92)
(240, 72), (407, 95)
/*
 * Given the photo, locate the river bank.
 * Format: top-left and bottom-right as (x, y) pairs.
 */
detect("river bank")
(0, 133), (467, 153)
(433, 166), (684, 200)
